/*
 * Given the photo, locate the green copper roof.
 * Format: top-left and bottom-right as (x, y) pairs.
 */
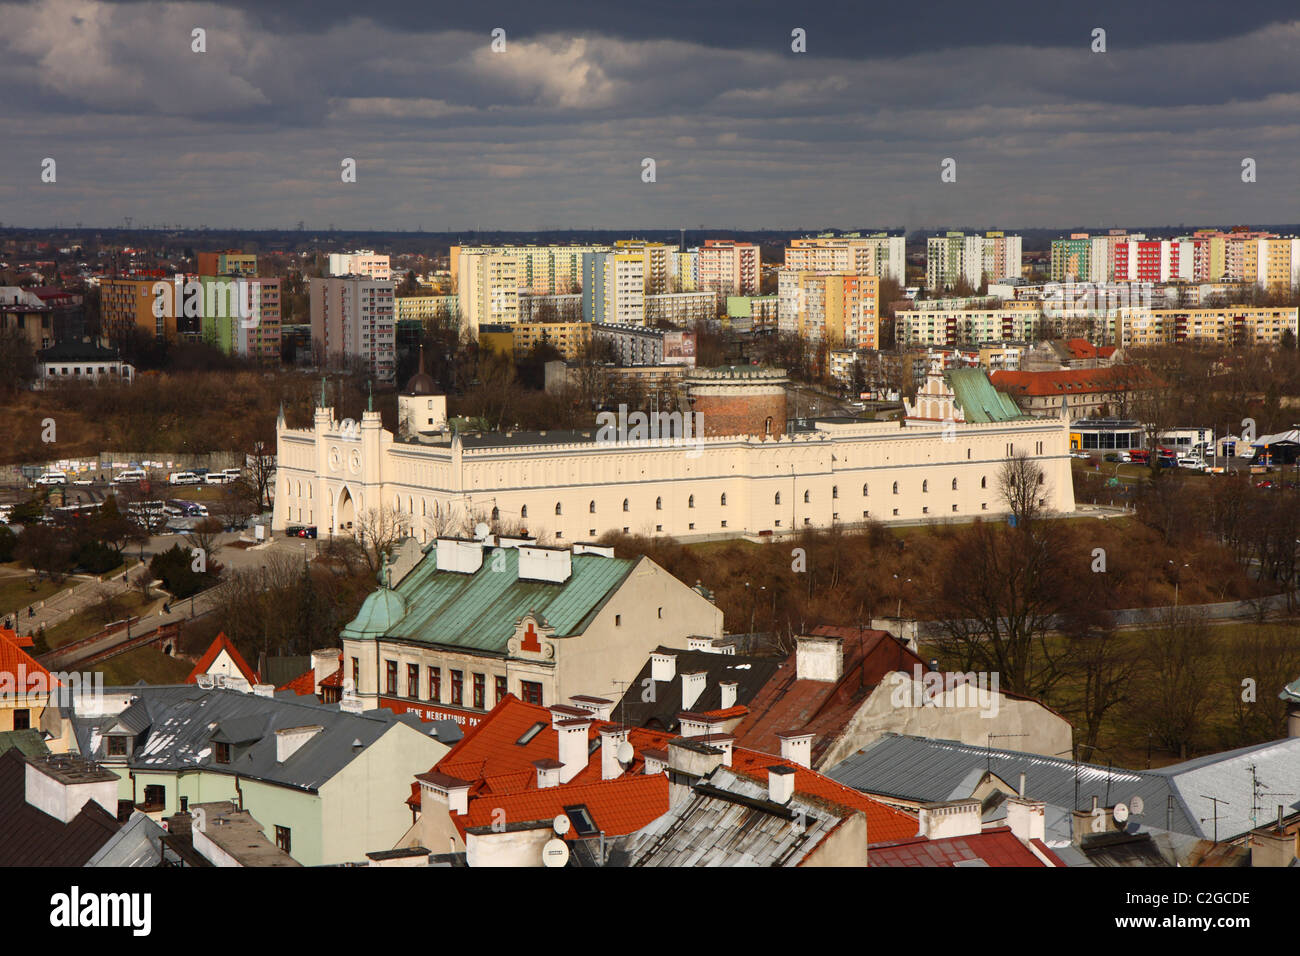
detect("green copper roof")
(946, 368), (1025, 424)
(344, 548), (637, 653)
(341, 587), (406, 640)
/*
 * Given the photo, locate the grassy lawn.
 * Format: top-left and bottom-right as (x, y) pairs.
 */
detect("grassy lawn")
(0, 571), (74, 616)
(42, 590), (154, 650)
(93, 646), (193, 686)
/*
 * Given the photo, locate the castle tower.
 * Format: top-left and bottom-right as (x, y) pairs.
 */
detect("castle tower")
(684, 366), (789, 438)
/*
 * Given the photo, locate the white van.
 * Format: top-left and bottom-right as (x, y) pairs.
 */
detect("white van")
(205, 472), (233, 485)
(113, 469), (147, 484)
(169, 471), (201, 485)
(35, 471), (68, 486)
(222, 468), (243, 480)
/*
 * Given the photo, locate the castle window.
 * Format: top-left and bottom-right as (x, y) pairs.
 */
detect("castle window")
(922, 480), (928, 493)
(623, 499), (630, 512)
(721, 494), (727, 506)
(656, 497), (663, 510)
(491, 506), (499, 521)
(832, 486), (838, 499)
(981, 476), (987, 489)
(952, 478), (958, 491)
(589, 501), (596, 513)
(803, 490), (810, 503)
(862, 483), (868, 496)
(765, 416), (773, 436)
(555, 502), (562, 515)
(520, 505), (527, 519)
(892, 482), (899, 495)
(688, 495), (695, 508)
(775, 492), (781, 506)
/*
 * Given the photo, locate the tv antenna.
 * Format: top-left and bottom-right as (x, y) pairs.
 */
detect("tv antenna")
(1200, 794), (1230, 843)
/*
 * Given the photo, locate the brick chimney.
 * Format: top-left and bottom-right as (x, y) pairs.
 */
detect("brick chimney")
(795, 634), (843, 682)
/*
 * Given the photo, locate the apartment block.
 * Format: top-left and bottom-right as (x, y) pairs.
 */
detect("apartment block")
(197, 275), (282, 363)
(195, 250), (258, 277)
(778, 272), (879, 347)
(927, 232), (1022, 290)
(309, 276), (396, 381)
(1116, 307), (1299, 348)
(644, 291), (716, 327)
(328, 250), (392, 280)
(896, 305), (1043, 347)
(457, 251), (520, 335)
(785, 233), (906, 286)
(695, 239), (760, 295)
(395, 295), (460, 327)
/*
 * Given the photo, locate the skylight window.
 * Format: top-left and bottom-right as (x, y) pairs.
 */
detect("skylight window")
(516, 721), (547, 746)
(564, 804), (599, 837)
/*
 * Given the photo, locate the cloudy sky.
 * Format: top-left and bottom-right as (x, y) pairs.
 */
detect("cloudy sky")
(2, 0), (1298, 232)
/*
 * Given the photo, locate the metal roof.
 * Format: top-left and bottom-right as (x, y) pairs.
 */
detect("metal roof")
(73, 685), (427, 793)
(85, 811), (168, 868)
(946, 368), (1025, 423)
(826, 734), (1198, 836)
(365, 547), (636, 653)
(623, 766), (846, 867)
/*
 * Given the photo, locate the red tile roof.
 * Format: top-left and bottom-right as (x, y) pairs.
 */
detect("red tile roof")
(416, 694), (916, 844)
(1064, 338), (1117, 360)
(451, 774), (670, 840)
(869, 826), (1054, 867)
(0, 628), (56, 691)
(185, 632), (260, 685)
(991, 365), (1162, 397)
(1, 628), (35, 649)
(278, 669), (317, 697)
(731, 625), (924, 766)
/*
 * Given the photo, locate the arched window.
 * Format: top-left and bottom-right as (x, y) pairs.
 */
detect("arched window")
(1038, 473), (1044, 484)
(520, 505), (527, 519)
(832, 486), (838, 499)
(555, 502), (562, 515)
(720, 493), (727, 506)
(765, 416), (773, 436)
(981, 476), (987, 489)
(491, 506), (500, 521)
(922, 480), (929, 493)
(862, 483), (868, 496)
(892, 482), (899, 495)
(688, 495), (695, 508)
(952, 478), (958, 491)
(775, 492), (781, 505)
(623, 499), (630, 512)
(655, 497), (663, 510)
(589, 500), (596, 513)
(803, 490), (810, 503)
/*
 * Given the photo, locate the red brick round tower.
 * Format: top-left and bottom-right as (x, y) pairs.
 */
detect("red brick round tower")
(684, 366), (790, 438)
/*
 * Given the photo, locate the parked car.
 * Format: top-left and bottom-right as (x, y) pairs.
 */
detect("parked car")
(34, 471), (68, 486)
(297, 526), (318, 539)
(1103, 453), (1119, 462)
(1176, 457), (1202, 469)
(1256, 480), (1275, 489)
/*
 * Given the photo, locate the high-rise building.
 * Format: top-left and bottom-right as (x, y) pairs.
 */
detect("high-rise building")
(457, 251), (520, 335)
(927, 232), (1022, 290)
(695, 240), (760, 295)
(309, 276), (396, 381)
(328, 250), (391, 280)
(777, 272), (879, 347)
(785, 233), (906, 286)
(196, 250), (258, 277)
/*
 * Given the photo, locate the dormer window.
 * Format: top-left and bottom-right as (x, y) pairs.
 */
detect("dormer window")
(107, 736), (127, 757)
(215, 742), (231, 764)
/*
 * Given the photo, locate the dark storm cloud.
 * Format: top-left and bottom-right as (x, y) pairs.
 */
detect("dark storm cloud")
(1, 0), (1297, 230)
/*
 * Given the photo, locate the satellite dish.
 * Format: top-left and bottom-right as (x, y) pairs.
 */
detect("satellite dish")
(552, 814), (571, 836)
(474, 522), (490, 540)
(616, 740), (634, 765)
(1130, 796), (1144, 817)
(542, 838), (570, 868)
(1113, 802), (1129, 824)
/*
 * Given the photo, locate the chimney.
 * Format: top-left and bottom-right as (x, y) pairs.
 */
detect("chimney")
(1071, 796), (1119, 845)
(569, 695), (615, 720)
(1006, 797), (1046, 843)
(555, 718), (591, 784)
(1019, 773), (1026, 797)
(650, 652), (676, 683)
(687, 637), (712, 652)
(719, 681), (738, 709)
(917, 799), (982, 839)
(681, 671), (706, 710)
(1249, 806), (1298, 868)
(416, 772), (470, 815)
(435, 537), (484, 574)
(23, 756), (119, 824)
(275, 725), (323, 763)
(777, 732), (815, 768)
(517, 545), (572, 583)
(698, 734), (733, 766)
(643, 748), (668, 775)
(599, 726), (630, 781)
(311, 648), (341, 694)
(252, 684), (276, 698)
(768, 765), (796, 805)
(795, 634), (843, 682)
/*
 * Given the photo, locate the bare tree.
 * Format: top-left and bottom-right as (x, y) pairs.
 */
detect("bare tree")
(998, 452), (1047, 528)
(1128, 607), (1217, 760)
(246, 442), (276, 512)
(354, 506), (410, 574)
